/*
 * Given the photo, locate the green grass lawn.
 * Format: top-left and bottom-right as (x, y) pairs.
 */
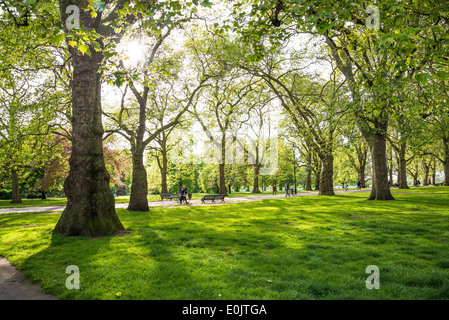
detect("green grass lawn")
(0, 189), (448, 300)
(0, 197), (68, 208)
(391, 186), (449, 194)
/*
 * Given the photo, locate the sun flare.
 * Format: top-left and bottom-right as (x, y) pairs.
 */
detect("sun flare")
(122, 40), (147, 67)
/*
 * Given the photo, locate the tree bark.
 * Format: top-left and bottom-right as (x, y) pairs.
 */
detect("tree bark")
(10, 167), (22, 204)
(432, 157), (436, 185)
(252, 164), (261, 193)
(357, 146), (368, 188)
(305, 167), (312, 191)
(219, 163), (227, 194)
(314, 168), (321, 191)
(53, 3), (124, 237)
(160, 149), (168, 194)
(388, 147), (393, 187)
(219, 135), (227, 194)
(367, 131), (395, 200)
(155, 137), (169, 194)
(388, 166), (393, 187)
(305, 151), (313, 191)
(252, 142), (261, 193)
(422, 158), (430, 186)
(313, 152), (321, 191)
(444, 137), (449, 186)
(358, 170), (366, 189)
(319, 151), (335, 195)
(54, 56), (124, 236)
(397, 143), (409, 189)
(128, 148), (149, 212)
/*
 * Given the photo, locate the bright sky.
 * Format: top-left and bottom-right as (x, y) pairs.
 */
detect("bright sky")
(101, 1), (333, 165)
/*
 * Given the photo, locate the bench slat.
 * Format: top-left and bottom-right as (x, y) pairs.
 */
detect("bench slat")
(201, 194), (226, 203)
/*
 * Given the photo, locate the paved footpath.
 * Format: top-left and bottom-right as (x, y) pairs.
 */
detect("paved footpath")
(0, 189), (370, 300)
(0, 257), (56, 300)
(0, 189), (372, 215)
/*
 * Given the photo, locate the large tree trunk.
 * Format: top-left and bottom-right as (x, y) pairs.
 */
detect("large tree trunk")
(54, 4), (124, 237)
(358, 147), (367, 188)
(252, 143), (261, 193)
(444, 137), (449, 186)
(319, 151), (335, 195)
(252, 164), (261, 193)
(397, 143), (409, 189)
(219, 135), (227, 194)
(304, 150), (312, 190)
(388, 166), (393, 187)
(313, 152), (321, 191)
(358, 170), (366, 189)
(423, 159), (430, 186)
(314, 168), (321, 191)
(10, 167), (22, 204)
(410, 171), (418, 186)
(305, 167), (312, 191)
(155, 138), (169, 194)
(432, 157), (436, 185)
(219, 163), (226, 194)
(388, 148), (393, 187)
(128, 148), (149, 212)
(160, 147), (168, 194)
(367, 131), (395, 200)
(54, 52), (124, 237)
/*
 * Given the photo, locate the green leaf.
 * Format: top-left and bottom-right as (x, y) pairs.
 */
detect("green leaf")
(78, 44), (90, 56)
(435, 71), (448, 79)
(200, 0), (212, 8)
(415, 72), (430, 84)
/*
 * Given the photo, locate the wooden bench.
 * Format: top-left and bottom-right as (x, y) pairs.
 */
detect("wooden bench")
(160, 193), (180, 201)
(201, 194), (226, 203)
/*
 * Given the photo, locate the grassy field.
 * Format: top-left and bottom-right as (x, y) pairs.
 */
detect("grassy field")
(0, 188), (448, 300)
(391, 186), (449, 194)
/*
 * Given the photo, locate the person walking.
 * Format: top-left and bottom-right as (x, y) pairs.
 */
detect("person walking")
(285, 183), (290, 197)
(182, 187), (188, 204)
(179, 186), (186, 203)
(272, 184), (277, 195)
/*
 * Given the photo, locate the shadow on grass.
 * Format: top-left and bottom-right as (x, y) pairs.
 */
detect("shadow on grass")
(14, 192), (449, 300)
(22, 214), (205, 299)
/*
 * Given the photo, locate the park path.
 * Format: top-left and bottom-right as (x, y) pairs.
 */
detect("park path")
(0, 189), (372, 215)
(0, 257), (56, 300)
